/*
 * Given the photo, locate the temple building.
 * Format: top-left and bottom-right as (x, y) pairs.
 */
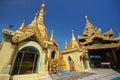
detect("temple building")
(78, 16), (120, 68)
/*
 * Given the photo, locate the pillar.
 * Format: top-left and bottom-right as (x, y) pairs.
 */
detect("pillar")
(80, 56), (85, 71)
(111, 49), (118, 62)
(87, 59), (91, 69)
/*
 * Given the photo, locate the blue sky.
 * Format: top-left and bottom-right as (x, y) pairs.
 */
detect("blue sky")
(0, 0), (120, 50)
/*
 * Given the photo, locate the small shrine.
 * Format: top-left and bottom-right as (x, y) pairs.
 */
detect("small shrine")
(62, 30), (91, 72)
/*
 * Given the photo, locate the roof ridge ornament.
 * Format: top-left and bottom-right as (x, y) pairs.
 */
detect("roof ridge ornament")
(72, 29), (76, 41)
(50, 29), (54, 41)
(85, 15), (88, 19)
(65, 40), (68, 49)
(19, 20), (25, 31)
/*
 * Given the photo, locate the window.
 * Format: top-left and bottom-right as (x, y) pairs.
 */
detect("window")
(51, 51), (56, 59)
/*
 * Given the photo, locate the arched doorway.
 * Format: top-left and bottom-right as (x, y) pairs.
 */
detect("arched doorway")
(68, 56), (75, 71)
(11, 46), (40, 75)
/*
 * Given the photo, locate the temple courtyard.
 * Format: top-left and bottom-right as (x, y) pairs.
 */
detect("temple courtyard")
(42, 68), (120, 80)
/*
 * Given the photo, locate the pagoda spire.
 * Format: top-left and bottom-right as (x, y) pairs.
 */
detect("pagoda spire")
(65, 40), (68, 49)
(50, 29), (54, 41)
(83, 15), (95, 36)
(28, 13), (38, 26)
(85, 15), (89, 23)
(85, 15), (94, 28)
(33, 13), (38, 23)
(71, 29), (76, 48)
(35, 3), (48, 38)
(65, 30), (80, 49)
(72, 29), (76, 41)
(37, 3), (45, 23)
(16, 20), (25, 33)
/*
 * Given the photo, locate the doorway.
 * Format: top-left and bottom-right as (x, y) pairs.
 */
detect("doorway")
(89, 49), (111, 68)
(11, 46), (40, 75)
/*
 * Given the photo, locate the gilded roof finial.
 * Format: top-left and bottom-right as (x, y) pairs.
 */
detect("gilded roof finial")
(28, 13), (38, 26)
(71, 29), (76, 48)
(42, 0), (45, 6)
(85, 15), (89, 24)
(85, 12), (88, 20)
(41, 2), (45, 7)
(50, 29), (54, 41)
(85, 15), (88, 19)
(72, 29), (76, 41)
(19, 20), (25, 30)
(65, 40), (68, 49)
(39, 2), (45, 17)
(85, 15), (94, 29)
(33, 13), (38, 22)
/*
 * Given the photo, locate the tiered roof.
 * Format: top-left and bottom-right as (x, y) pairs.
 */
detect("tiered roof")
(78, 16), (120, 49)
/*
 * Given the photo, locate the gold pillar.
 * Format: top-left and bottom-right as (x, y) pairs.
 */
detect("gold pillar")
(80, 59), (85, 71)
(87, 59), (91, 69)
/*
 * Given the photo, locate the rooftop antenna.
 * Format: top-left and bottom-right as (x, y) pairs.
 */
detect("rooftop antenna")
(42, 0), (45, 4)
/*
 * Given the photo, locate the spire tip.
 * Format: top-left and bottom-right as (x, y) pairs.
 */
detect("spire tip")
(42, 0), (45, 7)
(85, 15), (88, 19)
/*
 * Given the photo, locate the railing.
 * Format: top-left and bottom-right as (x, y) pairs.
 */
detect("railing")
(101, 62), (111, 68)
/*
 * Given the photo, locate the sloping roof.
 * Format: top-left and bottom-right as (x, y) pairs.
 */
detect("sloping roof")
(2, 3), (58, 49)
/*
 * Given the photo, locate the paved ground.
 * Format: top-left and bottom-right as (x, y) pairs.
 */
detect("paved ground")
(80, 68), (120, 80)
(42, 68), (120, 80)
